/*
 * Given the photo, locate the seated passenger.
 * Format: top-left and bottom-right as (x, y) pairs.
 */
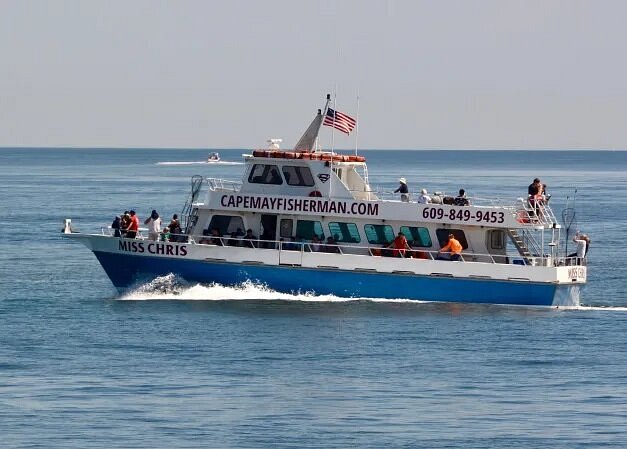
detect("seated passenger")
(388, 232), (411, 258)
(309, 235), (322, 252)
(210, 228), (224, 246)
(453, 189), (469, 206)
(417, 189), (431, 204)
(242, 228), (257, 248)
(160, 227), (170, 242)
(227, 231), (240, 246)
(323, 236), (340, 253)
(198, 229), (212, 244)
(437, 233), (463, 261)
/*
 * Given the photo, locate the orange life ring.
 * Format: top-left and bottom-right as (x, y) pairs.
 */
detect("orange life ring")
(309, 190), (322, 197)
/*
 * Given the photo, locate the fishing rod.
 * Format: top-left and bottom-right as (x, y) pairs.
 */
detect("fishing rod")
(561, 188), (578, 256)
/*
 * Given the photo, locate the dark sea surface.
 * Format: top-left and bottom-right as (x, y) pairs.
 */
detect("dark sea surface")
(0, 148), (626, 448)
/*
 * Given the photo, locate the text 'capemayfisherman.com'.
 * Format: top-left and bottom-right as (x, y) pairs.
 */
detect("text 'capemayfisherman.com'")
(220, 195), (379, 216)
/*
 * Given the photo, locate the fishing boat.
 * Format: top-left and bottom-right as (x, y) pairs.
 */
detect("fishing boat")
(207, 152), (220, 162)
(62, 96), (587, 306)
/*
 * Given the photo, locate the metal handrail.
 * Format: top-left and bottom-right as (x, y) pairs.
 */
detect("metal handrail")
(99, 225), (585, 267)
(206, 178), (242, 192)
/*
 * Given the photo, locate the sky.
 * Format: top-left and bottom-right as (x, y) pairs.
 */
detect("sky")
(1, 0), (627, 150)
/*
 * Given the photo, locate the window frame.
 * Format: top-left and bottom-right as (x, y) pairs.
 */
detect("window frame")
(248, 164), (284, 185)
(435, 229), (469, 249)
(364, 224), (395, 245)
(400, 226), (432, 247)
(328, 222), (361, 243)
(281, 165), (315, 187)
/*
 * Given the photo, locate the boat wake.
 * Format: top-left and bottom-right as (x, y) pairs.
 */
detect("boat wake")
(118, 274), (415, 303)
(117, 275), (627, 311)
(156, 161), (243, 166)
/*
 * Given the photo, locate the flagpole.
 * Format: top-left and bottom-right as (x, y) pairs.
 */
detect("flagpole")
(354, 90), (360, 156)
(330, 87), (337, 154)
(316, 94), (332, 152)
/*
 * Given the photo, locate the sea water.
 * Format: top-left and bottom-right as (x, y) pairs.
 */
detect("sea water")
(0, 148), (626, 448)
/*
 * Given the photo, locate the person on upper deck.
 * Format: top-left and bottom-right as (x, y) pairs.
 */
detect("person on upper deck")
(394, 178), (410, 202)
(437, 233), (463, 261)
(417, 188), (431, 204)
(454, 189), (469, 206)
(528, 178), (542, 197)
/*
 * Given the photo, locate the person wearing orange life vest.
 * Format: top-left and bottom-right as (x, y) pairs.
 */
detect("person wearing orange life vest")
(438, 233), (463, 261)
(388, 232), (411, 257)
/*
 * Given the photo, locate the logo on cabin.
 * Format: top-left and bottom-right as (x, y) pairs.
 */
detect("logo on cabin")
(318, 173), (330, 183)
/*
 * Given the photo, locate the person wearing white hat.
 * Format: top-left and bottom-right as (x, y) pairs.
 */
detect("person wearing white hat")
(417, 188), (431, 204)
(394, 178), (410, 202)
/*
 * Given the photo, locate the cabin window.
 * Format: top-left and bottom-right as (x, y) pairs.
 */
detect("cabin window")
(280, 219), (293, 238)
(364, 224), (394, 245)
(248, 164), (283, 185)
(400, 226), (432, 247)
(328, 222), (361, 243)
(435, 229), (469, 249)
(282, 166), (315, 186)
(488, 229), (505, 250)
(296, 220), (325, 240)
(208, 215), (245, 236)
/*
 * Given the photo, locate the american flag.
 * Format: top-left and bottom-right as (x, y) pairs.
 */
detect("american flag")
(323, 108), (357, 135)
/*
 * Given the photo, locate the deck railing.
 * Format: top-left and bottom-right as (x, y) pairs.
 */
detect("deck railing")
(100, 226), (584, 267)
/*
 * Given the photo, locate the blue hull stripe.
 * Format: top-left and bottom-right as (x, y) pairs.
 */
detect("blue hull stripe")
(92, 251), (564, 306)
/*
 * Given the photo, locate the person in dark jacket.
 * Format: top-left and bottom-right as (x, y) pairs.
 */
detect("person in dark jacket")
(111, 216), (121, 237)
(394, 178), (409, 202)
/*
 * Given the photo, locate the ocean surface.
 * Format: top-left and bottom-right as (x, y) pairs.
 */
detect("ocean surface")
(0, 148), (626, 448)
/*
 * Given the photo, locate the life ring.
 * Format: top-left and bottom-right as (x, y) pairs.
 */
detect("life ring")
(309, 190), (322, 197)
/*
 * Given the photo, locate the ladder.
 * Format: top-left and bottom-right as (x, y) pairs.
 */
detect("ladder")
(181, 175), (204, 232)
(508, 229), (542, 264)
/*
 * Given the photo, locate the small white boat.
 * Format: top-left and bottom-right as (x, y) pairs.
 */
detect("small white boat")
(207, 152), (220, 163)
(63, 95), (587, 306)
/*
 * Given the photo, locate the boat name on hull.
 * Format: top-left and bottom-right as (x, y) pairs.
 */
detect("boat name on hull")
(567, 266), (586, 280)
(118, 240), (188, 257)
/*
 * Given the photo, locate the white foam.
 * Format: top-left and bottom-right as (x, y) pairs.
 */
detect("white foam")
(118, 275), (627, 310)
(118, 274), (419, 303)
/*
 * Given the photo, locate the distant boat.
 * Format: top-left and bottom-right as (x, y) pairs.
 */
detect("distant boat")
(207, 152), (220, 163)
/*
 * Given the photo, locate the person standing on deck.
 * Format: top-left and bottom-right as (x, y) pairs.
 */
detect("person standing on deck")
(125, 210), (139, 239)
(144, 210), (162, 241)
(438, 233), (463, 261)
(395, 178), (410, 202)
